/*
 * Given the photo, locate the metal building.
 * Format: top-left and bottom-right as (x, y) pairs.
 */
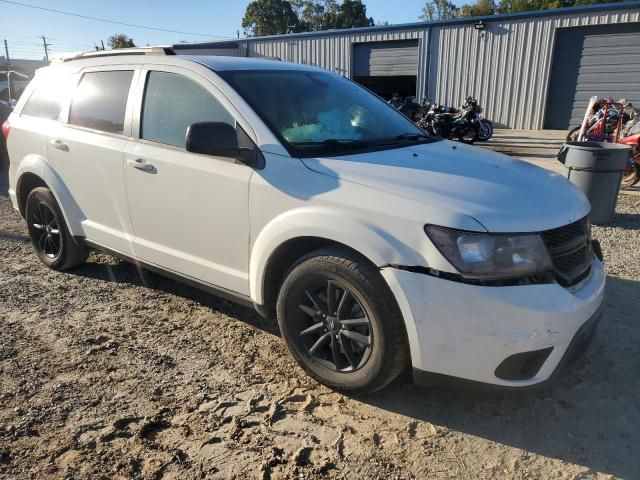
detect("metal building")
(174, 2), (640, 130)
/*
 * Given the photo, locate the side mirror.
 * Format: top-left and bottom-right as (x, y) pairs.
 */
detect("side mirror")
(185, 121), (263, 168)
(186, 122), (240, 158)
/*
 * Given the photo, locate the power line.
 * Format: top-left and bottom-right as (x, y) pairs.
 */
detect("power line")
(0, 0), (233, 38)
(3, 36), (96, 49)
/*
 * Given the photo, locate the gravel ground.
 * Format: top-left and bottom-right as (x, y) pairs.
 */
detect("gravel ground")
(1, 169), (639, 479)
(592, 196), (640, 278)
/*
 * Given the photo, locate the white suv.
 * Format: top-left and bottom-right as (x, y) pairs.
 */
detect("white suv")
(3, 48), (605, 394)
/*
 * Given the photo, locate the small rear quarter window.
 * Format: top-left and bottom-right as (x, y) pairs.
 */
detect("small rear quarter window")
(21, 73), (73, 120)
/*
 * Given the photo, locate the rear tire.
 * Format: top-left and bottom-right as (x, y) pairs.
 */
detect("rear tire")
(25, 187), (89, 270)
(276, 247), (409, 395)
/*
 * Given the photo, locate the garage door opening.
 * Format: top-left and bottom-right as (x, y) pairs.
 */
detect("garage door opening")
(352, 40), (419, 101)
(354, 75), (417, 100)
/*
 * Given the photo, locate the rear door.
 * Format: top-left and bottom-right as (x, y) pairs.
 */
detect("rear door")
(46, 67), (139, 254)
(123, 65), (253, 294)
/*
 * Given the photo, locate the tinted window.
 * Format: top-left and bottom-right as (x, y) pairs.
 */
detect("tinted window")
(219, 70), (436, 158)
(22, 73), (74, 120)
(69, 71), (133, 134)
(141, 71), (234, 148)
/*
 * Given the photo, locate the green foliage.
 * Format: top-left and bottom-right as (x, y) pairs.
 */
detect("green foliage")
(243, 0), (373, 36)
(331, 0), (374, 29)
(459, 0), (496, 17)
(108, 34), (135, 49)
(242, 0), (300, 36)
(291, 0), (333, 30)
(496, 0), (568, 13)
(422, 0), (625, 19)
(419, 0), (458, 20)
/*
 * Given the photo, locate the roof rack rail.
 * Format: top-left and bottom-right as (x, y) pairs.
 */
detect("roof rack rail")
(55, 46), (175, 63)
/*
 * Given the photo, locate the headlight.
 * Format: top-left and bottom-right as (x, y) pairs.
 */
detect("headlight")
(425, 225), (552, 279)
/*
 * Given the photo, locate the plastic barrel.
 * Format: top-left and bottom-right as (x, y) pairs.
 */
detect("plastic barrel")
(557, 141), (632, 225)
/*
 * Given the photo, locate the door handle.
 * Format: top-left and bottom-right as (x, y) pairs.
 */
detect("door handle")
(127, 158), (154, 172)
(49, 139), (69, 152)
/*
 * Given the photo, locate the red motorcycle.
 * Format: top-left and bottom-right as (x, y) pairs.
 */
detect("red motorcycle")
(620, 117), (640, 188)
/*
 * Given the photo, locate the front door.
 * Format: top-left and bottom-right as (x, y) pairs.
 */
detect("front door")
(124, 67), (253, 295)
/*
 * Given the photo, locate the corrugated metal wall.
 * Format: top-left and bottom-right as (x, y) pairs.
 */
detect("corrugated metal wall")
(191, 6), (640, 129)
(429, 8), (640, 129)
(245, 28), (431, 100)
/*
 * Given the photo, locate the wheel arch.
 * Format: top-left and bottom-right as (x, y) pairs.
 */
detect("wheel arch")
(257, 236), (376, 318)
(14, 158), (84, 237)
(250, 207), (426, 312)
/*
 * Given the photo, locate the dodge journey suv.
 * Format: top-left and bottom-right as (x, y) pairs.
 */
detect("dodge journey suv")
(3, 48), (605, 394)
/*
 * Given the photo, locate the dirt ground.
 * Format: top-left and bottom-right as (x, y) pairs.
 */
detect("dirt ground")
(1, 166), (639, 479)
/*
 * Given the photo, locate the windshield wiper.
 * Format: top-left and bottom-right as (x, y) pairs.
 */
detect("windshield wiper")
(358, 132), (434, 147)
(392, 132), (432, 141)
(292, 138), (371, 146)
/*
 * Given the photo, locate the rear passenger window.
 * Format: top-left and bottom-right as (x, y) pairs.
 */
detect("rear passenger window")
(141, 71), (235, 148)
(22, 74), (73, 120)
(69, 71), (133, 134)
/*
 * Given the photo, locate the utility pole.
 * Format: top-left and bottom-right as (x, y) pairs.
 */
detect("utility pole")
(41, 36), (50, 61)
(3, 39), (10, 65)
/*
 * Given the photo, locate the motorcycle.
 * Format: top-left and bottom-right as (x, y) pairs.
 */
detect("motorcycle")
(418, 97), (481, 143)
(566, 98), (633, 143)
(566, 97), (639, 189)
(387, 92), (405, 110)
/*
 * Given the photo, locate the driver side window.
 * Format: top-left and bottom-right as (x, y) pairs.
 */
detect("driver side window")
(140, 71), (235, 148)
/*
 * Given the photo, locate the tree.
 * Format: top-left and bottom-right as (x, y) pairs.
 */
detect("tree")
(329, 0), (374, 29)
(419, 0), (458, 21)
(108, 34), (135, 49)
(458, 0), (496, 17)
(421, 0), (613, 19)
(291, 0), (336, 31)
(242, 0), (300, 36)
(246, 0), (374, 34)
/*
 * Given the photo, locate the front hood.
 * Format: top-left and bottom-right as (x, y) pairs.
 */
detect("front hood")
(301, 140), (590, 232)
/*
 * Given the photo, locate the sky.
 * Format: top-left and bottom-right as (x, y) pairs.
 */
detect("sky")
(0, 0), (444, 60)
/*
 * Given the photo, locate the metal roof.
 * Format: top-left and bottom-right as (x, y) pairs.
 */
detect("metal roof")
(183, 55), (319, 71)
(176, 1), (640, 46)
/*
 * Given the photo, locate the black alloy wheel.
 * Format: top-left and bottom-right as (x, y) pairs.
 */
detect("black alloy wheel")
(276, 247), (409, 394)
(27, 200), (62, 259)
(294, 278), (373, 372)
(25, 187), (89, 270)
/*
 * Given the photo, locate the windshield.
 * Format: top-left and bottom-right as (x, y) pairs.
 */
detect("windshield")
(219, 69), (438, 158)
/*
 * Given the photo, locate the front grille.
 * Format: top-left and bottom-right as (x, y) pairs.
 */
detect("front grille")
(540, 217), (594, 287)
(540, 219), (588, 248)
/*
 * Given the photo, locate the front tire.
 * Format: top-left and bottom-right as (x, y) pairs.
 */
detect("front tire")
(25, 187), (89, 270)
(276, 247), (409, 395)
(477, 120), (493, 141)
(567, 126), (581, 142)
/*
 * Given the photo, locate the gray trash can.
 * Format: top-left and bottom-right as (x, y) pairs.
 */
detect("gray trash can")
(557, 141), (632, 225)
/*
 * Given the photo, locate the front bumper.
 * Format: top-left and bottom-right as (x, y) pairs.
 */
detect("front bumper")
(382, 258), (606, 387)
